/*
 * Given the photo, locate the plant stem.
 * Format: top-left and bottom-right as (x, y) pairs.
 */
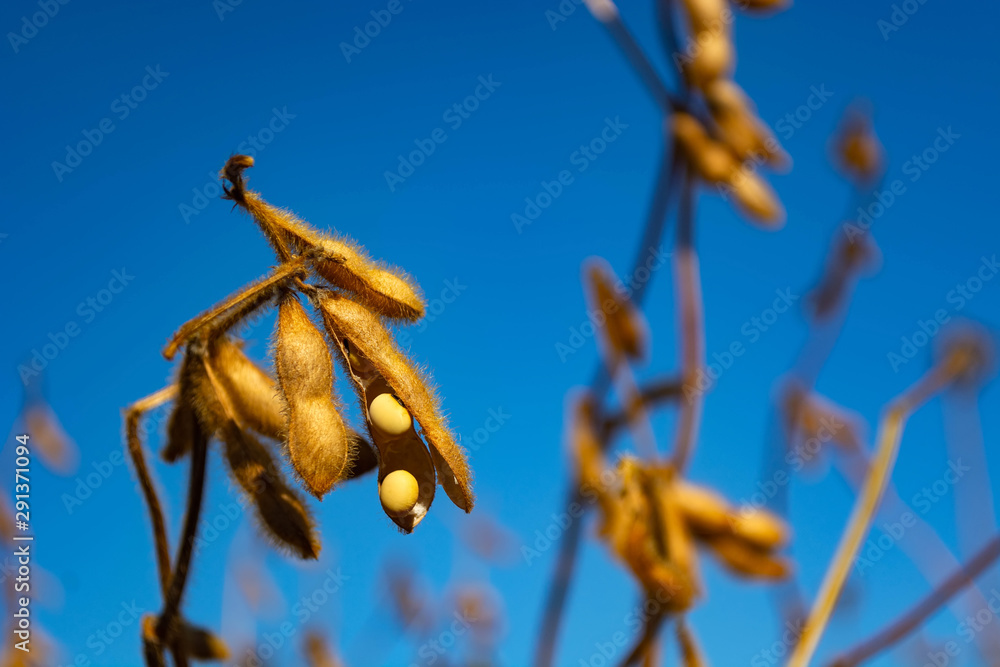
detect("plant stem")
(155, 416), (209, 648)
(533, 143), (681, 667)
(827, 534), (1000, 667)
(670, 167), (702, 473)
(124, 385), (178, 595)
(788, 366), (952, 667)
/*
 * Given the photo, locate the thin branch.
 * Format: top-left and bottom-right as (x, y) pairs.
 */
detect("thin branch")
(533, 142), (681, 667)
(155, 413), (209, 646)
(617, 605), (668, 667)
(670, 167), (702, 473)
(788, 365), (954, 667)
(162, 255), (310, 360)
(583, 0), (680, 114)
(124, 385), (178, 595)
(828, 534), (1000, 667)
(601, 376), (684, 440)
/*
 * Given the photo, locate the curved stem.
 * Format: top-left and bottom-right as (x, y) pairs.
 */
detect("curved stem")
(788, 366), (952, 667)
(584, 0), (680, 114)
(155, 416), (209, 647)
(124, 385), (178, 595)
(828, 534), (1000, 667)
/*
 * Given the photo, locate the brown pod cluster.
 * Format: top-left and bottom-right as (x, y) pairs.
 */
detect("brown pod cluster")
(585, 258), (649, 361)
(591, 456), (702, 612)
(274, 294), (352, 498)
(317, 289), (474, 530)
(181, 343), (321, 559)
(672, 112), (785, 227)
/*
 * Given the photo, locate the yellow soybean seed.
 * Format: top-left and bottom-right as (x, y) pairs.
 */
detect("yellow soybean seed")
(370, 393), (412, 437)
(380, 469), (420, 514)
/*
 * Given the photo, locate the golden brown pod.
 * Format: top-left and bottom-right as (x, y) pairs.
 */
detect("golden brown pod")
(674, 480), (732, 537)
(680, 0), (728, 32)
(728, 506), (789, 550)
(673, 113), (739, 183)
(209, 337), (284, 440)
(682, 30), (734, 88)
(586, 258), (648, 360)
(703, 533), (789, 580)
(327, 337), (438, 532)
(177, 622), (230, 661)
(727, 169), (785, 226)
(163, 399), (196, 463)
(184, 346), (321, 560)
(274, 293), (352, 498)
(317, 289), (473, 513)
(705, 79), (787, 168)
(221, 155), (426, 321)
(831, 103), (885, 185)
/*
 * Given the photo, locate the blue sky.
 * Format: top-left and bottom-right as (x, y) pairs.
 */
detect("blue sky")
(2, 0), (1000, 665)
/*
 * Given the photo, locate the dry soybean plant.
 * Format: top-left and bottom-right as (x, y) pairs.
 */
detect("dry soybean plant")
(123, 155), (473, 665)
(531, 0), (1000, 666)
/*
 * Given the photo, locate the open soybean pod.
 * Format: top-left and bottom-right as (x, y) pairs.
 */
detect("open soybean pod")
(221, 156), (425, 321)
(274, 293), (352, 498)
(324, 326), (438, 533)
(183, 345), (321, 560)
(317, 289), (474, 514)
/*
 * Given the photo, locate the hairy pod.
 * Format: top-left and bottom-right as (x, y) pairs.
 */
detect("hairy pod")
(184, 344), (321, 559)
(327, 335), (438, 532)
(163, 399), (196, 463)
(210, 337), (284, 440)
(220, 155), (425, 321)
(275, 294), (352, 498)
(318, 290), (473, 514)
